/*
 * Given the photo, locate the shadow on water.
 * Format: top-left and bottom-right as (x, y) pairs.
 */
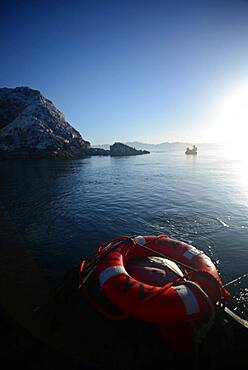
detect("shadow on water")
(0, 159), (92, 280)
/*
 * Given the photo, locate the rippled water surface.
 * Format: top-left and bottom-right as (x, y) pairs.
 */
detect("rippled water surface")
(1, 147), (248, 315)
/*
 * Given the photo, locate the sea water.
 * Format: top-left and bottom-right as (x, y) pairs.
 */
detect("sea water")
(1, 146), (248, 317)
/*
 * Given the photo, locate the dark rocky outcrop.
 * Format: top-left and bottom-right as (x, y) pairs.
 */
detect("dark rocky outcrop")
(84, 143), (150, 157)
(110, 142), (150, 156)
(0, 87), (90, 158)
(86, 147), (110, 156)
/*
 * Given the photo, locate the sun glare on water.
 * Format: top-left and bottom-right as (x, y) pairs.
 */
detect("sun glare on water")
(209, 85), (248, 196)
(200, 85), (248, 195)
(215, 85), (248, 159)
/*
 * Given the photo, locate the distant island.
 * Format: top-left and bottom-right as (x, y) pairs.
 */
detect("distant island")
(84, 143), (149, 157)
(110, 142), (149, 156)
(94, 141), (220, 152)
(0, 87), (149, 159)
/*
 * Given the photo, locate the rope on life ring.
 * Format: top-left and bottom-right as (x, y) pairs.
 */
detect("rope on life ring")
(80, 235), (229, 328)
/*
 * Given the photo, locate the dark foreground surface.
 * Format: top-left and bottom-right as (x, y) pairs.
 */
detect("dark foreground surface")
(0, 271), (248, 370)
(0, 203), (248, 370)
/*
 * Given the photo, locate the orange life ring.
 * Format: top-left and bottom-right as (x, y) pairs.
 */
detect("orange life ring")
(96, 235), (229, 326)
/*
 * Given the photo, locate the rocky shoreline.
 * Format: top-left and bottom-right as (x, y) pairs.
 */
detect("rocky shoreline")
(0, 143), (149, 159)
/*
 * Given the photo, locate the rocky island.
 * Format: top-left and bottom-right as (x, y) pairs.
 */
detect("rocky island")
(0, 87), (149, 159)
(110, 142), (149, 156)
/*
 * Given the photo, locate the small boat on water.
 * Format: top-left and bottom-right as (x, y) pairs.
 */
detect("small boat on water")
(79, 235), (232, 352)
(185, 145), (197, 155)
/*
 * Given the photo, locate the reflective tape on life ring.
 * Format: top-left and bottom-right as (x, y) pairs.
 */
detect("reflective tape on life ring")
(173, 285), (199, 315)
(99, 265), (127, 287)
(134, 236), (146, 246)
(183, 248), (201, 260)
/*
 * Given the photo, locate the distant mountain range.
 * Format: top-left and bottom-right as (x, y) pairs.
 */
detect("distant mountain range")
(93, 141), (220, 151)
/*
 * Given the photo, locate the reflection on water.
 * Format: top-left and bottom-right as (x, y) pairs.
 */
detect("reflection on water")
(1, 148), (248, 317)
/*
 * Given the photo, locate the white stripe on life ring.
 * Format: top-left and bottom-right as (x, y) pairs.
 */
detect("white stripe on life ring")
(134, 236), (146, 246)
(99, 265), (127, 288)
(173, 285), (199, 315)
(183, 248), (201, 260)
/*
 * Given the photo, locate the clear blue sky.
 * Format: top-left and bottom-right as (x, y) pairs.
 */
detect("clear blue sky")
(1, 0), (248, 144)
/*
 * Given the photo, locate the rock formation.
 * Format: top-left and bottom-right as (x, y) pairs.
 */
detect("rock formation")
(110, 142), (150, 156)
(0, 87), (90, 158)
(0, 87), (150, 159)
